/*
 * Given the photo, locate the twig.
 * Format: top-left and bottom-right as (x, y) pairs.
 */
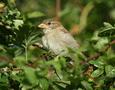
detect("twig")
(54, 69), (61, 80)
(50, 65), (61, 80)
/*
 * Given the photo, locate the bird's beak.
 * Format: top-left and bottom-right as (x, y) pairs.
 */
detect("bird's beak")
(38, 23), (48, 29)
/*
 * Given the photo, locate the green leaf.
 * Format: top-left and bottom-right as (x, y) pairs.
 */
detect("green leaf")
(23, 66), (38, 85)
(0, 73), (9, 83)
(39, 78), (49, 90)
(27, 11), (45, 18)
(47, 56), (62, 71)
(78, 88), (83, 90)
(81, 81), (93, 90)
(94, 38), (109, 50)
(55, 80), (70, 88)
(25, 33), (40, 46)
(10, 71), (23, 82)
(91, 69), (104, 77)
(105, 65), (115, 78)
(0, 61), (8, 67)
(14, 56), (27, 66)
(13, 19), (24, 30)
(89, 60), (104, 69)
(98, 22), (115, 37)
(104, 22), (113, 28)
(55, 82), (67, 88)
(91, 31), (100, 41)
(14, 48), (24, 56)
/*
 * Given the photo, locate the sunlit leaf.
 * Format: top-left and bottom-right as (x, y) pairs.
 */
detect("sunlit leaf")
(91, 69), (104, 77)
(89, 60), (104, 69)
(13, 19), (24, 30)
(98, 22), (115, 37)
(94, 38), (109, 50)
(81, 81), (93, 90)
(39, 78), (49, 90)
(105, 65), (115, 78)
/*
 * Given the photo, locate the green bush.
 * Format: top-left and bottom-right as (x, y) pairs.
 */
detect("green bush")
(0, 0), (115, 90)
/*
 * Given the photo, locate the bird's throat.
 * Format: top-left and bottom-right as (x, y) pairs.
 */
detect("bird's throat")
(43, 28), (56, 34)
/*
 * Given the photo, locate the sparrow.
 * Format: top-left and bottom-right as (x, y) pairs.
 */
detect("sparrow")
(38, 19), (79, 55)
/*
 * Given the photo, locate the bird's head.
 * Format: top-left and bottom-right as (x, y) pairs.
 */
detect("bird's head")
(38, 19), (62, 30)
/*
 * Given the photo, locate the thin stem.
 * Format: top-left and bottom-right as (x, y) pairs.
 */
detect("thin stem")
(25, 39), (28, 62)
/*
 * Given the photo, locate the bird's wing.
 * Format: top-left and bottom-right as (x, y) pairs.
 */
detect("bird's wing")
(58, 28), (79, 48)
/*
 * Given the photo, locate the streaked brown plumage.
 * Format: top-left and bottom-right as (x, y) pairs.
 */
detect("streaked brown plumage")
(38, 19), (79, 55)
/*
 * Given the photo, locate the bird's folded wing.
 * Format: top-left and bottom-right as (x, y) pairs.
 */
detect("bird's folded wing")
(58, 29), (79, 48)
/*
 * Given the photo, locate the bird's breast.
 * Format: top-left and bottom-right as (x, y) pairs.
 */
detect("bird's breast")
(43, 32), (67, 54)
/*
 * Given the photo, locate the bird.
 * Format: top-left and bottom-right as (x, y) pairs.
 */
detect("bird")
(38, 19), (79, 56)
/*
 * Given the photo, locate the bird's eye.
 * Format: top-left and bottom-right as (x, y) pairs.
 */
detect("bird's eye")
(47, 22), (51, 25)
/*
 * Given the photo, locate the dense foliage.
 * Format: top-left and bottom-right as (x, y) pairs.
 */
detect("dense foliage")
(0, 0), (115, 90)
